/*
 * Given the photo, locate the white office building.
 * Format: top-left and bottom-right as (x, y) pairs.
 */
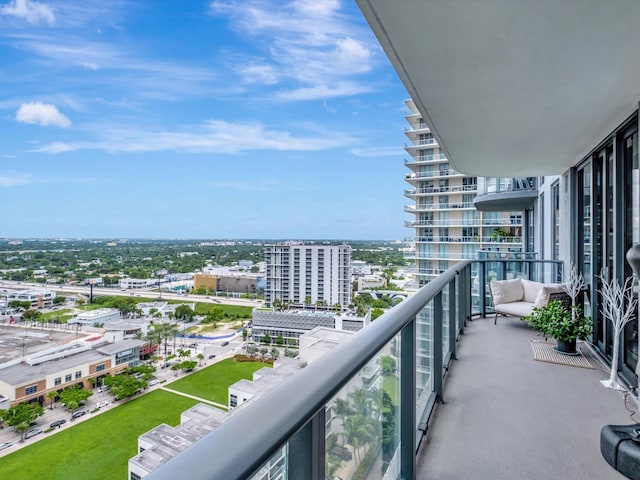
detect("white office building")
(264, 243), (351, 309)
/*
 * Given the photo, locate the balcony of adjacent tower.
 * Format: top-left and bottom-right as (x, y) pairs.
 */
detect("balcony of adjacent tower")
(403, 184), (478, 195)
(403, 153), (448, 167)
(473, 177), (538, 211)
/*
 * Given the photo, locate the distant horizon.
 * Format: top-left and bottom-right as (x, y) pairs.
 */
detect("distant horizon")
(1, 0), (409, 239)
(1, 237), (404, 242)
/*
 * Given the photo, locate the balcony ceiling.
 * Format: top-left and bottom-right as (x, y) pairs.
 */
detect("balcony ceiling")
(356, 0), (640, 176)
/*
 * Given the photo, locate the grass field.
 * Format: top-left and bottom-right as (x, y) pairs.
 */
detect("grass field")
(0, 390), (199, 480)
(169, 357), (270, 404)
(39, 309), (73, 322)
(0, 358), (269, 479)
(193, 302), (253, 318)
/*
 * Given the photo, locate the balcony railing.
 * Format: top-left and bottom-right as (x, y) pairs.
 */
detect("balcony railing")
(404, 154), (447, 164)
(404, 218), (518, 227)
(404, 202), (475, 212)
(146, 259), (563, 480)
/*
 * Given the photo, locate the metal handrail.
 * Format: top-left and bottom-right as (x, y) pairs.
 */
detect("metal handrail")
(147, 262), (470, 480)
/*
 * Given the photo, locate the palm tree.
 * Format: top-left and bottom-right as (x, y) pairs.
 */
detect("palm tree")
(46, 390), (58, 409)
(16, 421), (30, 443)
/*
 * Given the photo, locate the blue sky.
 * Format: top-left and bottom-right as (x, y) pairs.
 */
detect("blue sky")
(0, 0), (409, 240)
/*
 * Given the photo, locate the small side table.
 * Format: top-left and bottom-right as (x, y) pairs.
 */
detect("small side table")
(601, 424), (640, 479)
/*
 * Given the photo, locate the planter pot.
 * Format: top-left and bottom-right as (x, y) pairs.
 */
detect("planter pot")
(555, 338), (578, 355)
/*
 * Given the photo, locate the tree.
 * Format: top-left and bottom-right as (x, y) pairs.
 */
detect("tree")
(174, 304), (195, 322)
(275, 335), (284, 346)
(59, 386), (93, 417)
(22, 309), (42, 322)
(9, 300), (31, 310)
(53, 295), (66, 305)
(371, 307), (385, 320)
(270, 347), (280, 360)
(1, 402), (44, 439)
(149, 323), (179, 356)
(197, 353), (204, 365)
(46, 390), (58, 409)
(380, 355), (397, 376)
(262, 333), (271, 345)
(103, 373), (146, 400)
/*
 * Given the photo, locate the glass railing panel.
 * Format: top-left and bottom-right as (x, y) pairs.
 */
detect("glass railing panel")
(504, 260), (528, 280)
(441, 284), (450, 364)
(415, 301), (433, 419)
(248, 445), (288, 480)
(325, 335), (401, 480)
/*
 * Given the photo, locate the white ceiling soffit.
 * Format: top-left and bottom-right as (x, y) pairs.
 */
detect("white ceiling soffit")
(356, 0), (640, 176)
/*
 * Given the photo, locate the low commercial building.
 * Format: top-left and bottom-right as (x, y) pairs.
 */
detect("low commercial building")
(69, 308), (120, 327)
(193, 273), (217, 292)
(194, 272), (258, 294)
(298, 327), (355, 364)
(7, 289), (55, 308)
(0, 338), (144, 406)
(251, 308), (369, 346)
(356, 274), (386, 292)
(120, 278), (158, 289)
(128, 357), (306, 479)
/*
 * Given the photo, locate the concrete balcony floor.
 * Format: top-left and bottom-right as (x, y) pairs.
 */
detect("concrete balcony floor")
(417, 315), (633, 479)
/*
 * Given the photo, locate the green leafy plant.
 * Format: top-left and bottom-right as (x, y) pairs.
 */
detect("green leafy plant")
(524, 300), (592, 342)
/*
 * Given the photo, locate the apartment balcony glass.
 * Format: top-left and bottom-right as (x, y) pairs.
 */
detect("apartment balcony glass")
(474, 177), (538, 211)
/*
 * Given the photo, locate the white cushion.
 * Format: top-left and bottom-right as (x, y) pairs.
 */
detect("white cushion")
(494, 301), (535, 317)
(490, 279), (524, 305)
(521, 279), (544, 303)
(534, 283), (566, 308)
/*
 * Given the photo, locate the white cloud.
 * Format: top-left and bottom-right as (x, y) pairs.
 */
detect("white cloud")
(351, 146), (404, 157)
(0, 0), (55, 25)
(36, 141), (74, 153)
(238, 64), (279, 85)
(0, 173), (31, 187)
(278, 82), (372, 101)
(210, 0), (379, 100)
(15, 102), (71, 127)
(0, 172), (95, 186)
(35, 119), (356, 154)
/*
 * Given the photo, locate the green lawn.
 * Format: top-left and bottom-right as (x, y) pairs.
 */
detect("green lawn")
(383, 375), (399, 405)
(193, 302), (253, 317)
(0, 390), (198, 480)
(39, 309), (73, 322)
(169, 358), (269, 404)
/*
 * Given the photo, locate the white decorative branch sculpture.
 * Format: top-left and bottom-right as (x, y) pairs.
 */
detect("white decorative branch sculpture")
(598, 267), (638, 390)
(563, 263), (585, 319)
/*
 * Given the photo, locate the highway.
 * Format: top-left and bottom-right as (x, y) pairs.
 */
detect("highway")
(0, 280), (264, 308)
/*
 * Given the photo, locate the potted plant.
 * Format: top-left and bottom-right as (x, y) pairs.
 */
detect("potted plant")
(524, 300), (592, 354)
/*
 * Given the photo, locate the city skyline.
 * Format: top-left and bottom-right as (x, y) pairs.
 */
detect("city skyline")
(0, 0), (409, 240)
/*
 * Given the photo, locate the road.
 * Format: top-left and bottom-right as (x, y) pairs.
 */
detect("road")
(0, 280), (264, 308)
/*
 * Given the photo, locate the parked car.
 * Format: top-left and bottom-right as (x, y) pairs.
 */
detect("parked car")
(149, 379), (159, 386)
(24, 428), (43, 439)
(49, 419), (67, 428)
(208, 354), (216, 359)
(95, 401), (109, 409)
(0, 442), (12, 451)
(72, 410), (87, 419)
(221, 341), (229, 347)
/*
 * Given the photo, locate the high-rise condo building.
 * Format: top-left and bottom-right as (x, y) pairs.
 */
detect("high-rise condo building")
(263, 242), (351, 310)
(403, 98), (525, 288)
